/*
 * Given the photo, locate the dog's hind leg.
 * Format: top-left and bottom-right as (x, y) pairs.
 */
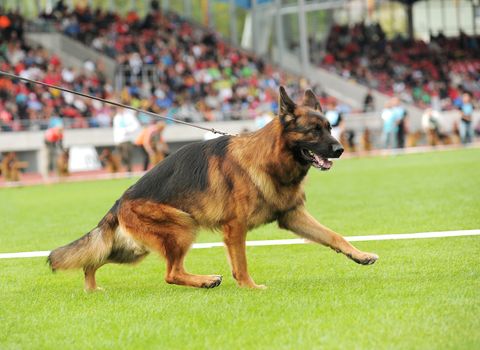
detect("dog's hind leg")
(84, 265), (103, 292)
(162, 234), (222, 289)
(80, 227), (150, 292)
(119, 200), (222, 289)
(279, 206), (379, 265)
(223, 221), (265, 289)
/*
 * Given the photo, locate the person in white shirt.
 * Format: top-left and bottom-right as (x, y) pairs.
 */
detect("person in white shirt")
(113, 107), (141, 172)
(422, 108), (441, 146)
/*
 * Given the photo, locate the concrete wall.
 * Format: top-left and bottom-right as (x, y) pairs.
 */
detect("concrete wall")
(0, 120), (256, 174)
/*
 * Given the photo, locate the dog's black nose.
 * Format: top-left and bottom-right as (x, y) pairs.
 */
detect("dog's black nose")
(331, 143), (344, 158)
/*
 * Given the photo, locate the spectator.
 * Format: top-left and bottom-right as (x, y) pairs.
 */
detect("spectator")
(325, 100), (344, 141)
(135, 121), (168, 170)
(44, 125), (64, 173)
(113, 107), (141, 172)
(391, 97), (408, 148)
(143, 121), (168, 168)
(134, 124), (150, 171)
(459, 92), (474, 144)
(363, 89), (375, 112)
(397, 110), (408, 149)
(422, 108), (442, 146)
(381, 99), (399, 149)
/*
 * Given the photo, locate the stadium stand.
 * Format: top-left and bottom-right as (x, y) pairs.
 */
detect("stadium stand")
(313, 22), (480, 110)
(0, 9), (114, 132)
(0, 4), (477, 140)
(0, 6), (346, 132)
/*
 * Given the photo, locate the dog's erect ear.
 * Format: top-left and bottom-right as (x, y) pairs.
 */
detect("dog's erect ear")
(302, 89), (322, 112)
(278, 86), (296, 122)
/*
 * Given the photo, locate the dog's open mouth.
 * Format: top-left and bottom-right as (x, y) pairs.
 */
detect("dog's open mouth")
(301, 149), (333, 171)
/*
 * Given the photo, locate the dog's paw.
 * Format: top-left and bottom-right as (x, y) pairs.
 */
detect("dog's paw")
(201, 275), (223, 289)
(238, 281), (267, 290)
(348, 252), (379, 265)
(252, 284), (267, 290)
(84, 286), (105, 293)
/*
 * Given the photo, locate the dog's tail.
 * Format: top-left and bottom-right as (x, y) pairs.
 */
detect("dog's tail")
(47, 201), (119, 271)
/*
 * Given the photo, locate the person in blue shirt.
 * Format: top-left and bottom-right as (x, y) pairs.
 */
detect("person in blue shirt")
(459, 92), (474, 144)
(381, 98), (401, 149)
(325, 101), (344, 141)
(391, 97), (407, 148)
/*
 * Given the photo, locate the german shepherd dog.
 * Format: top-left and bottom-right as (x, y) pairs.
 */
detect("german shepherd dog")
(48, 87), (378, 291)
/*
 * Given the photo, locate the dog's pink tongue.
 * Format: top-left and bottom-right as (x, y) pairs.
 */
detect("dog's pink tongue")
(314, 155), (332, 170)
(321, 159), (332, 169)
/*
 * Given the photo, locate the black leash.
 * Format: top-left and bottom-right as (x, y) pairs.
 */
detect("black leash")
(0, 70), (233, 136)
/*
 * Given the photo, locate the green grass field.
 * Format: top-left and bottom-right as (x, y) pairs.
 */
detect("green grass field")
(1, 148), (479, 349)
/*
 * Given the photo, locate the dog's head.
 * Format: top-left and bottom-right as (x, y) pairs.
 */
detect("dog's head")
(278, 86), (344, 171)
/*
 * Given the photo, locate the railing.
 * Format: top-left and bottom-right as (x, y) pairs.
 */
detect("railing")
(25, 19), (57, 33)
(0, 118), (110, 133)
(0, 110), (388, 134)
(0, 113), (254, 132)
(115, 65), (159, 92)
(3, 104), (475, 135)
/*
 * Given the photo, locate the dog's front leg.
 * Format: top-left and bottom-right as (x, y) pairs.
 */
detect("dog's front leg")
(223, 221), (266, 289)
(278, 207), (378, 265)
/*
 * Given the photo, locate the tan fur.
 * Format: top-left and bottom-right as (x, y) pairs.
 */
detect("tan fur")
(56, 151), (69, 177)
(407, 131), (423, 147)
(361, 129), (372, 152)
(99, 149), (122, 173)
(1, 152), (28, 182)
(112, 226), (149, 259)
(48, 211), (118, 291)
(49, 227), (114, 271)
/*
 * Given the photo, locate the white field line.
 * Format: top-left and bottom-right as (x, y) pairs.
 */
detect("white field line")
(1, 229), (479, 260)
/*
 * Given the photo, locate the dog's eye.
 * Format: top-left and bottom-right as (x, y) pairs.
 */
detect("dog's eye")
(315, 125), (322, 131)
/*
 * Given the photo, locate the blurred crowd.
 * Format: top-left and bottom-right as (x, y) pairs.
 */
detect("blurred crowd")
(0, 8), (114, 132)
(37, 1), (338, 125)
(0, 3), (340, 132)
(315, 22), (480, 111)
(54, 3), (284, 120)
